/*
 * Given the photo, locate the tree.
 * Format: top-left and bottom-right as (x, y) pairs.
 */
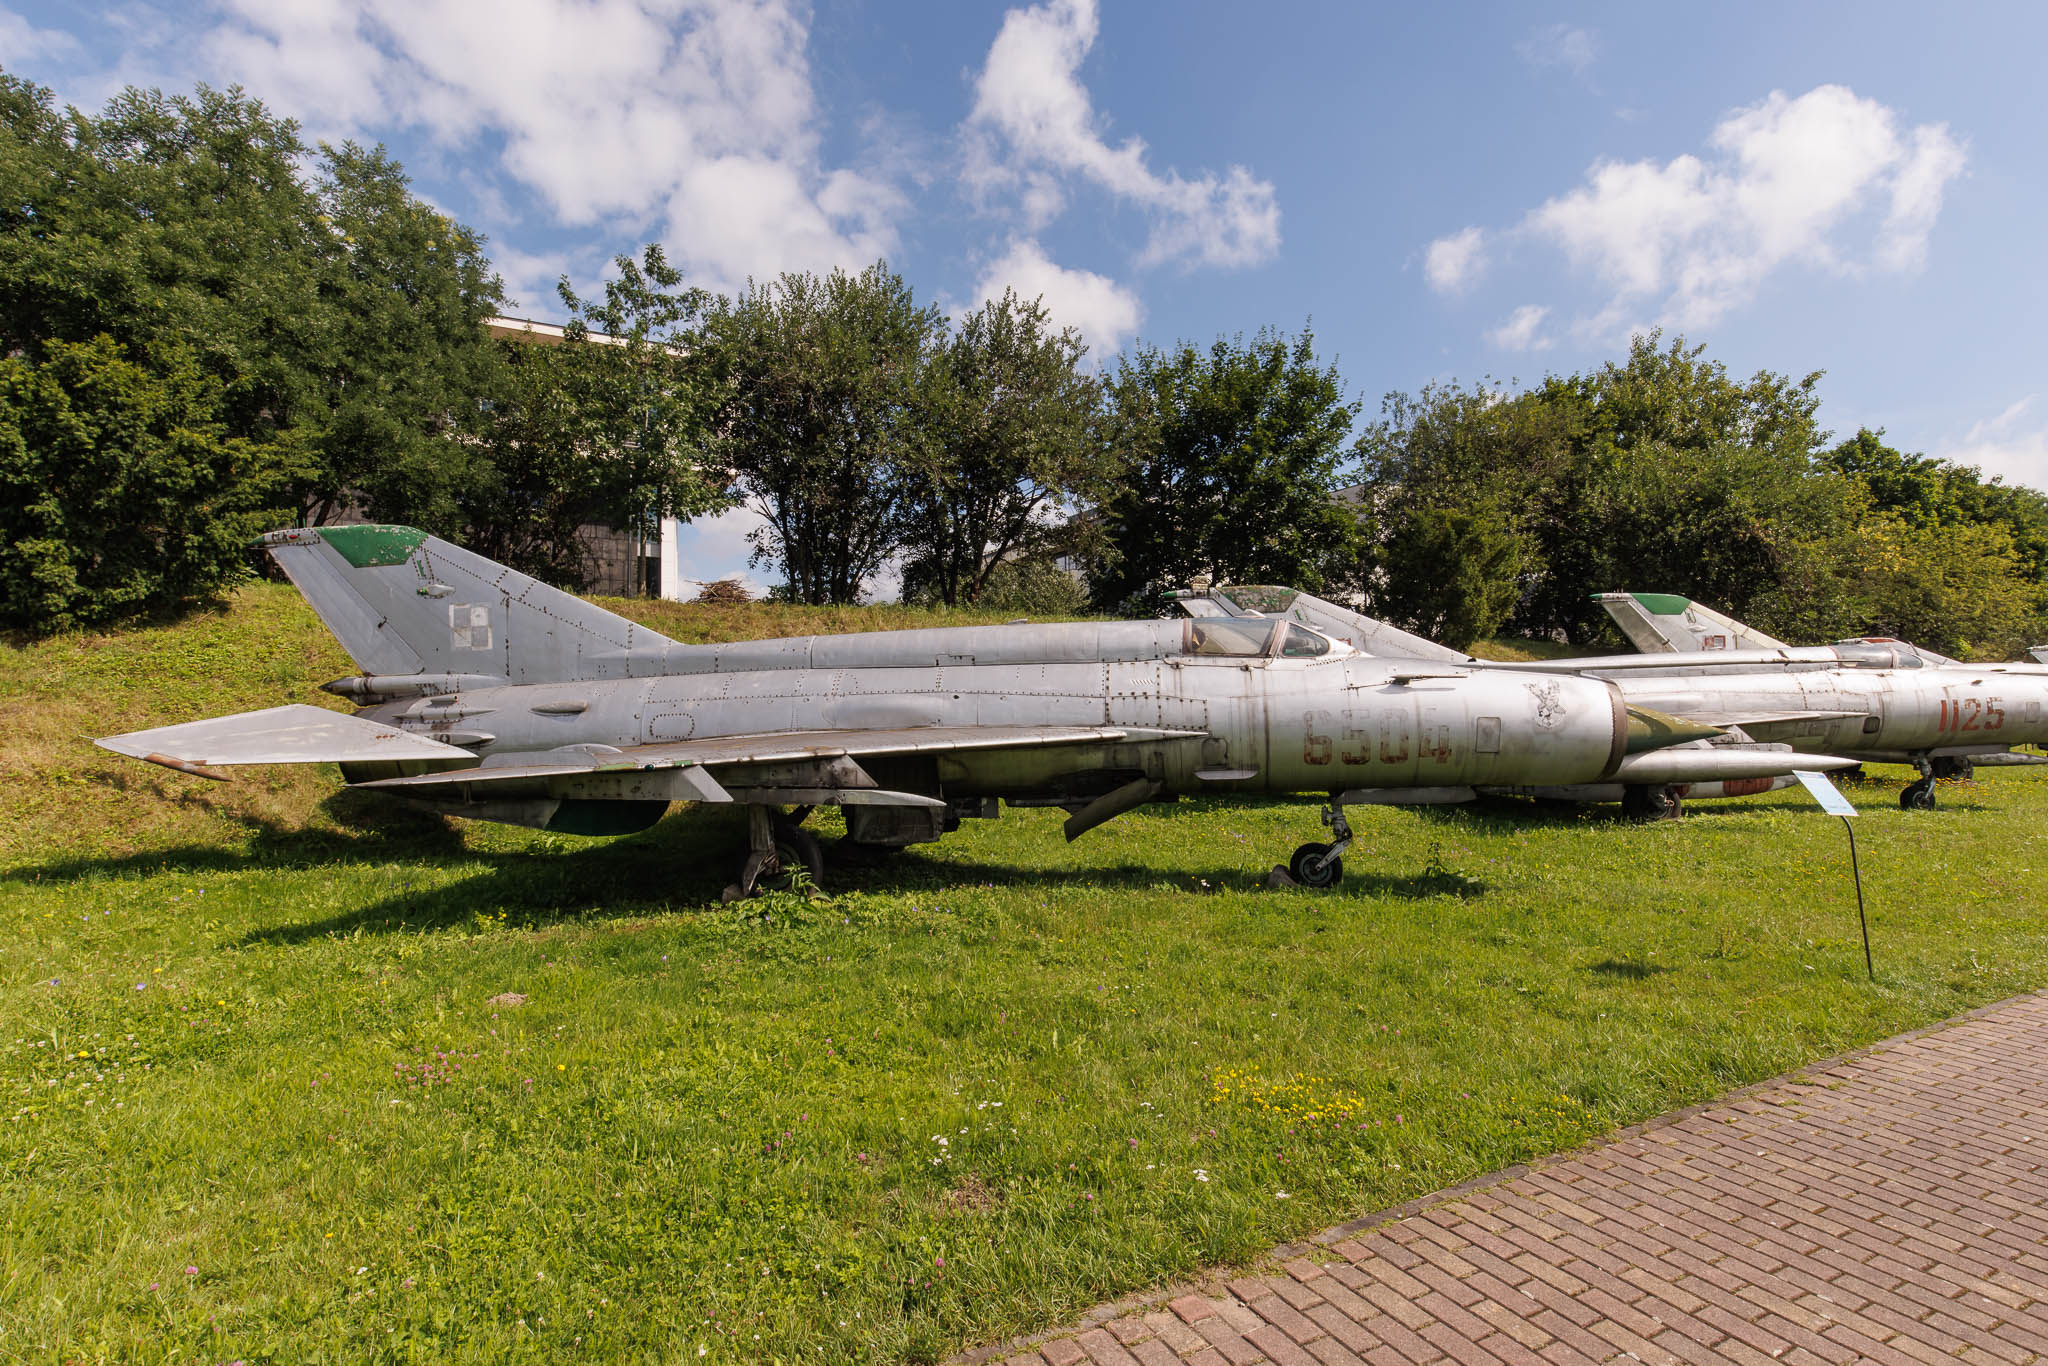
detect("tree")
(1372, 504), (1525, 647)
(1822, 427), (2048, 582)
(1357, 333), (1845, 645)
(702, 264), (943, 605)
(1089, 327), (1365, 608)
(299, 142), (506, 530)
(896, 289), (1105, 606)
(458, 249), (729, 590)
(0, 75), (507, 627)
(1832, 515), (2045, 659)
(0, 337), (283, 629)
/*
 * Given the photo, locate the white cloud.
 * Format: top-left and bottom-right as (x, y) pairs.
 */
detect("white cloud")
(973, 238), (1142, 361)
(1486, 305), (1551, 351)
(1464, 85), (1965, 333)
(193, 0), (901, 297)
(1424, 226), (1486, 293)
(0, 8), (82, 63)
(670, 505), (776, 597)
(963, 0), (1279, 271)
(484, 241), (584, 317)
(1516, 24), (1597, 76)
(671, 505), (904, 601)
(1940, 396), (2048, 492)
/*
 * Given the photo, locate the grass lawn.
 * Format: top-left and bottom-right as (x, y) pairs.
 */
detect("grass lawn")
(3, 585), (2044, 1363)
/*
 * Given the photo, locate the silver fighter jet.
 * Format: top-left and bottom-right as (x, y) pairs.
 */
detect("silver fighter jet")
(93, 526), (1821, 891)
(1174, 585), (2048, 816)
(1596, 591), (2048, 794)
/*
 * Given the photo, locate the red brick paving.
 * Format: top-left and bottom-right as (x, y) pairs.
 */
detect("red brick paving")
(955, 992), (2048, 1365)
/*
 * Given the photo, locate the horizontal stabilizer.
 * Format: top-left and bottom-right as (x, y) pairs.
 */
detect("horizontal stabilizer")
(1610, 748), (1857, 784)
(98, 704), (476, 768)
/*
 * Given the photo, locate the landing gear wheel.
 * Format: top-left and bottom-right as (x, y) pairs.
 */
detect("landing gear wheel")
(1289, 841), (1343, 888)
(724, 806), (827, 901)
(770, 816), (826, 892)
(1622, 783), (1683, 822)
(1900, 776), (1938, 811)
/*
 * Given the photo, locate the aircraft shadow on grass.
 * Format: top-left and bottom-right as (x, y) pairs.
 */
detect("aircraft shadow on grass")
(10, 787), (481, 883)
(229, 820), (1497, 946)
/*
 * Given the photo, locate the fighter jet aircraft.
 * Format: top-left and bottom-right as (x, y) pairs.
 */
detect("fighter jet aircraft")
(1596, 591), (2048, 790)
(1174, 584), (2048, 815)
(93, 526), (1847, 892)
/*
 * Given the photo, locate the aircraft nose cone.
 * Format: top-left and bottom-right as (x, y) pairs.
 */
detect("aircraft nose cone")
(1624, 705), (1724, 754)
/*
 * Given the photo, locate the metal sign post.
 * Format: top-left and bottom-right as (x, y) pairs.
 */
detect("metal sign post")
(1793, 770), (1873, 981)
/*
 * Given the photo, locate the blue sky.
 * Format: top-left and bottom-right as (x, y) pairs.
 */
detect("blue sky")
(4, 0), (2044, 593)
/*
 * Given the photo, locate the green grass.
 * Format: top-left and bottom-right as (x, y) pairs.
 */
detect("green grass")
(4, 587), (2046, 1363)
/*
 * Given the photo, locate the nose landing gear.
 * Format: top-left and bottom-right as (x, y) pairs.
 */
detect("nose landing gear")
(1288, 799), (1354, 888)
(1900, 758), (1938, 811)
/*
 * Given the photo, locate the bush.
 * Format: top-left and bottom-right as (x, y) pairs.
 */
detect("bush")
(0, 337), (283, 631)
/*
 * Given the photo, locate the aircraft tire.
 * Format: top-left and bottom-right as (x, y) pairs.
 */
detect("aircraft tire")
(1621, 783), (1682, 822)
(1900, 777), (1938, 811)
(1289, 842), (1342, 888)
(771, 820), (827, 890)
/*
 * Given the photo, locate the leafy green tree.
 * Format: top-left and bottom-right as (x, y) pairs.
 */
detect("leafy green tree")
(1372, 504), (1526, 647)
(897, 289), (1105, 606)
(1833, 515), (2045, 659)
(1822, 427), (2048, 582)
(1359, 333), (1845, 645)
(0, 74), (508, 626)
(1090, 327), (1365, 608)
(702, 264), (943, 605)
(1517, 334), (1837, 642)
(463, 247), (728, 590)
(300, 142), (505, 529)
(0, 337), (284, 629)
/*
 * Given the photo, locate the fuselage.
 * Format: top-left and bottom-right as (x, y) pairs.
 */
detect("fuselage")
(1607, 666), (2048, 762)
(353, 645), (1636, 800)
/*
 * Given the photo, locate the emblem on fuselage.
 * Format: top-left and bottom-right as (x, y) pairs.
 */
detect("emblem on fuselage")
(1526, 680), (1566, 730)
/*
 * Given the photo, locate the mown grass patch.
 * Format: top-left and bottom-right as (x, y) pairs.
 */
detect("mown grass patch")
(3, 588), (2044, 1363)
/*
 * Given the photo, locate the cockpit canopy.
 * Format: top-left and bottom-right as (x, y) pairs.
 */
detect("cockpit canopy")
(1832, 638), (1927, 669)
(1183, 618), (1334, 658)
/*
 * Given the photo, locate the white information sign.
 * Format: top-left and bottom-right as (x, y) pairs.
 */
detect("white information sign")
(1794, 769), (1858, 818)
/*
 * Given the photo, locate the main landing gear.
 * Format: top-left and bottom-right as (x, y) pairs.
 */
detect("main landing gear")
(1622, 783), (1684, 822)
(1289, 798), (1354, 888)
(1900, 758), (1938, 811)
(722, 805), (825, 902)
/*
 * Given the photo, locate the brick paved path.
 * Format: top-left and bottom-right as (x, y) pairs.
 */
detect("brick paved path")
(960, 992), (2048, 1366)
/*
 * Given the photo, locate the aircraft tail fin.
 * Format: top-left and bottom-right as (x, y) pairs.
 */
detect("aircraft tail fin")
(1593, 592), (1787, 654)
(260, 526), (680, 685)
